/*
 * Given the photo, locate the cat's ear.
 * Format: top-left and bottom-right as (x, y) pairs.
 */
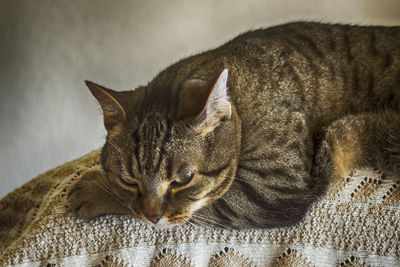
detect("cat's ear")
(190, 69), (231, 136)
(85, 81), (127, 133)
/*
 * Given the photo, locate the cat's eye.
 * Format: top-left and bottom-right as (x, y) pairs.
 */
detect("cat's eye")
(119, 176), (138, 187)
(172, 171), (194, 187)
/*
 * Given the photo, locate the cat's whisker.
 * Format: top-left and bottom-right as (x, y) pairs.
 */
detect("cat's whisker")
(101, 177), (126, 200)
(191, 216), (228, 230)
(91, 179), (114, 195)
(191, 214), (233, 230)
(233, 177), (252, 185)
(192, 212), (231, 225)
(108, 140), (122, 154)
(91, 179), (133, 213)
(191, 214), (215, 224)
(190, 217), (212, 228)
(108, 186), (134, 213)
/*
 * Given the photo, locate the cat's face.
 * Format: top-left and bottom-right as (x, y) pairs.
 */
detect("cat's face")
(86, 69), (241, 226)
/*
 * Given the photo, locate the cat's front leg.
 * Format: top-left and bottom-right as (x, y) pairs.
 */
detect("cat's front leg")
(67, 168), (131, 220)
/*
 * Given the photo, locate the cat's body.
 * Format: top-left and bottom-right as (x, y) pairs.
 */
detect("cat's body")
(68, 22), (400, 229)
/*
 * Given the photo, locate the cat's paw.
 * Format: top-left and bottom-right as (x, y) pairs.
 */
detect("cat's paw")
(67, 169), (108, 220)
(67, 169), (132, 219)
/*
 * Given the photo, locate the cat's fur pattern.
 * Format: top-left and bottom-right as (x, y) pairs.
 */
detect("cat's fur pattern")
(68, 22), (400, 229)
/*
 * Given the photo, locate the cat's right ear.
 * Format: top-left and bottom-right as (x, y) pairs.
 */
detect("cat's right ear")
(85, 81), (126, 133)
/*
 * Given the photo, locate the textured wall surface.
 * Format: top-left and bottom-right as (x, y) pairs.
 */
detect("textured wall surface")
(1, 0), (399, 198)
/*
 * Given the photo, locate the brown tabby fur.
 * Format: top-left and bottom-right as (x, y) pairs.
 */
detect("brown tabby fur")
(68, 22), (400, 229)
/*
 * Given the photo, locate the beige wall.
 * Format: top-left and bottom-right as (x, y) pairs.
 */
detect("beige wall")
(1, 0), (399, 197)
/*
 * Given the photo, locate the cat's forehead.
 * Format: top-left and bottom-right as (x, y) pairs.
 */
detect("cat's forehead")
(134, 113), (193, 152)
(138, 112), (168, 133)
(125, 111), (192, 171)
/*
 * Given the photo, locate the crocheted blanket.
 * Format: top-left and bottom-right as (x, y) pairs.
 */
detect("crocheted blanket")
(1, 149), (399, 267)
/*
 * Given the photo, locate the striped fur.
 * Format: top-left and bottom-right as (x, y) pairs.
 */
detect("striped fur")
(68, 22), (400, 229)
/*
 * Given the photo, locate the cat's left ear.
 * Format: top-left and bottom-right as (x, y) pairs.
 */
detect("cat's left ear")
(191, 69), (232, 135)
(85, 81), (127, 133)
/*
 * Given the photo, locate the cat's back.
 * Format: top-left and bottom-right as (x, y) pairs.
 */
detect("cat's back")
(214, 22), (400, 125)
(224, 22), (400, 82)
(229, 22), (400, 51)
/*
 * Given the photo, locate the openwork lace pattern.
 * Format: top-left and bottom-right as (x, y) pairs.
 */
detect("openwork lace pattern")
(0, 150), (399, 266)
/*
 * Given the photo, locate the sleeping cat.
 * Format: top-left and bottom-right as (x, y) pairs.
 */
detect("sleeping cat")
(67, 22), (400, 229)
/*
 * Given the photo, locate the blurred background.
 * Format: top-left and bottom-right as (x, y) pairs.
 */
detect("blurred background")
(1, 0), (399, 198)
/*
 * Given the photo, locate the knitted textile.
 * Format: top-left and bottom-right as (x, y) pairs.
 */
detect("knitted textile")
(0, 149), (399, 266)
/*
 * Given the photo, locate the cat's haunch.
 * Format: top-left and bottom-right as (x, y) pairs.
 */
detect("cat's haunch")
(68, 22), (400, 229)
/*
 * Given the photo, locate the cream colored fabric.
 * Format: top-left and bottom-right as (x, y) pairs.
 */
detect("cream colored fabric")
(0, 149), (399, 267)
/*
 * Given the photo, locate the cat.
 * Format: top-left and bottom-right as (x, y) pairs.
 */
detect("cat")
(67, 22), (400, 229)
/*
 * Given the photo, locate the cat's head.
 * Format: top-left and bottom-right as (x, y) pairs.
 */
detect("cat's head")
(86, 69), (241, 226)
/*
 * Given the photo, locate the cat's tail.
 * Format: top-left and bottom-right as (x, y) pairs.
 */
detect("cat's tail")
(314, 110), (400, 184)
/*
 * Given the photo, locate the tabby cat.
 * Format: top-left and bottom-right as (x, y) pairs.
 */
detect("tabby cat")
(67, 22), (400, 229)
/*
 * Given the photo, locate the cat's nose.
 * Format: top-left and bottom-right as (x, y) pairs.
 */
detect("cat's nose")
(145, 213), (163, 224)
